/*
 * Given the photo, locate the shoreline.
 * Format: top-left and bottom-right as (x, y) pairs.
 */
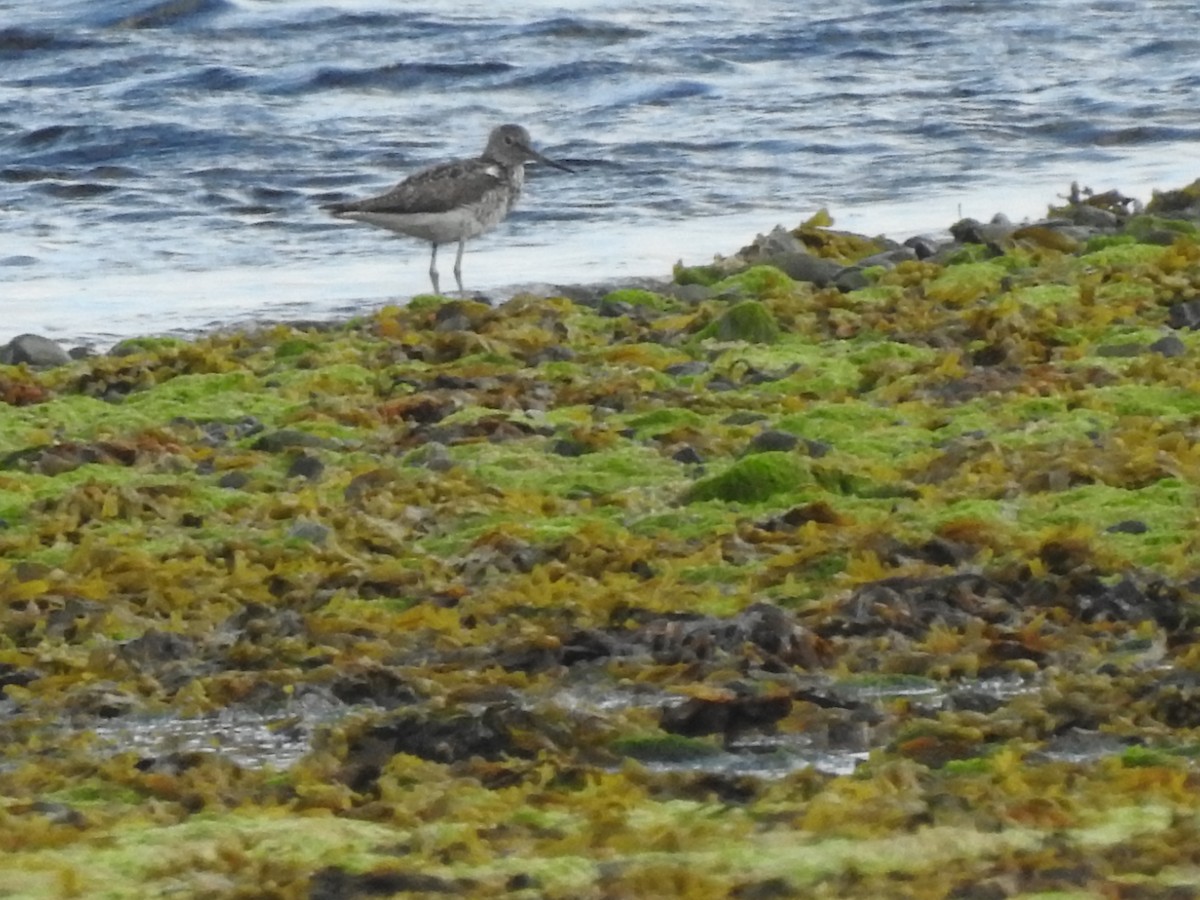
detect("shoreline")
(8, 168), (1197, 352)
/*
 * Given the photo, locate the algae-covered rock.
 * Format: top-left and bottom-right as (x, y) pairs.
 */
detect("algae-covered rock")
(611, 733), (721, 763)
(712, 266), (795, 299)
(108, 336), (185, 358)
(1123, 214), (1198, 244)
(601, 288), (674, 311)
(682, 451), (809, 503)
(696, 300), (781, 344)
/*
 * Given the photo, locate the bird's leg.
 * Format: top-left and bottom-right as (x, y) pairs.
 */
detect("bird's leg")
(428, 243), (440, 295)
(453, 239), (465, 296)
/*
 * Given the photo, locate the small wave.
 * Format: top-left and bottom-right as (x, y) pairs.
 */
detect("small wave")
(295, 61), (513, 94)
(108, 0), (229, 30)
(1128, 38), (1200, 57)
(517, 16), (646, 43)
(16, 125), (86, 149)
(10, 122), (232, 168)
(502, 59), (632, 90)
(1092, 124), (1200, 147)
(622, 80), (714, 107)
(0, 28), (61, 56)
(36, 182), (121, 200)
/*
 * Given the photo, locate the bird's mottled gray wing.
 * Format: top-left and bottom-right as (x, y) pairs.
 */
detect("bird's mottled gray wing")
(326, 158), (504, 216)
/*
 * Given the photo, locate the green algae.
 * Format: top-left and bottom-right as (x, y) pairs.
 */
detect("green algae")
(1009, 283), (1078, 308)
(1079, 240), (1169, 269)
(711, 265), (796, 298)
(611, 733), (721, 762)
(602, 288), (678, 311)
(673, 260), (725, 286)
(625, 406), (706, 436)
(924, 260), (1008, 304)
(682, 452), (810, 504)
(696, 299), (782, 344)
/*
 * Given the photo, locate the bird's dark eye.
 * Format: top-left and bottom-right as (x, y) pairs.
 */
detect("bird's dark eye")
(504, 135), (514, 144)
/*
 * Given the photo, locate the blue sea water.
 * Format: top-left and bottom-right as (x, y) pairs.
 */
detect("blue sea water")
(1, 0), (1198, 346)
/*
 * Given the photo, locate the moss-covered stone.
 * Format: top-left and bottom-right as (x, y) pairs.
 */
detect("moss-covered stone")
(682, 451), (810, 503)
(696, 299), (782, 344)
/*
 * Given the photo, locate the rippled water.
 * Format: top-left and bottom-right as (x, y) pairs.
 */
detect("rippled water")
(2, 0), (1198, 346)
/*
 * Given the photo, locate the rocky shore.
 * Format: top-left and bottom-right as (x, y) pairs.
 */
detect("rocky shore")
(3, 180), (1200, 898)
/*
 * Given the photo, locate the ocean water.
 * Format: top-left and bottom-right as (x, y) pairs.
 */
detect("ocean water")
(2, 0), (1198, 347)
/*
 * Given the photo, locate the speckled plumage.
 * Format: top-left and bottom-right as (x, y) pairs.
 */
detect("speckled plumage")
(324, 124), (572, 295)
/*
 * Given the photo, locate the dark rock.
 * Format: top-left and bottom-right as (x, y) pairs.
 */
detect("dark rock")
(758, 500), (844, 531)
(286, 452), (325, 481)
(432, 312), (473, 332)
(216, 470), (251, 490)
(329, 666), (420, 708)
(343, 468), (391, 503)
(858, 246), (918, 268)
(918, 536), (975, 566)
(1150, 334), (1187, 357)
(1168, 299), (1200, 330)
(1106, 519), (1148, 535)
(120, 629), (196, 671)
(252, 429), (338, 452)
(310, 868), (468, 900)
(970, 343), (1010, 366)
(551, 437), (591, 457)
(193, 416), (265, 446)
(134, 751), (210, 776)
(829, 573), (1016, 638)
(0, 333), (70, 367)
(630, 558), (656, 580)
(559, 628), (621, 665)
(634, 602), (826, 669)
(832, 267), (870, 292)
(660, 685), (792, 742)
(524, 345), (576, 365)
(665, 282), (713, 304)
(288, 520), (331, 545)
(743, 429), (799, 455)
(764, 252), (842, 286)
(505, 873), (540, 892)
(341, 703), (535, 774)
(671, 444), (704, 465)
(732, 877), (800, 900)
(664, 360), (710, 377)
(219, 603), (306, 645)
(406, 440), (453, 471)
(949, 214), (1015, 245)
(598, 298), (634, 318)
(28, 801), (87, 828)
(804, 439), (831, 458)
(1138, 671), (1200, 728)
(747, 225), (806, 256)
(903, 235), (941, 259)
(0, 662), (41, 689)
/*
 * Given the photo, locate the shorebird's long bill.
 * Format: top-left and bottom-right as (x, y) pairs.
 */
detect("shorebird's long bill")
(527, 146), (574, 174)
